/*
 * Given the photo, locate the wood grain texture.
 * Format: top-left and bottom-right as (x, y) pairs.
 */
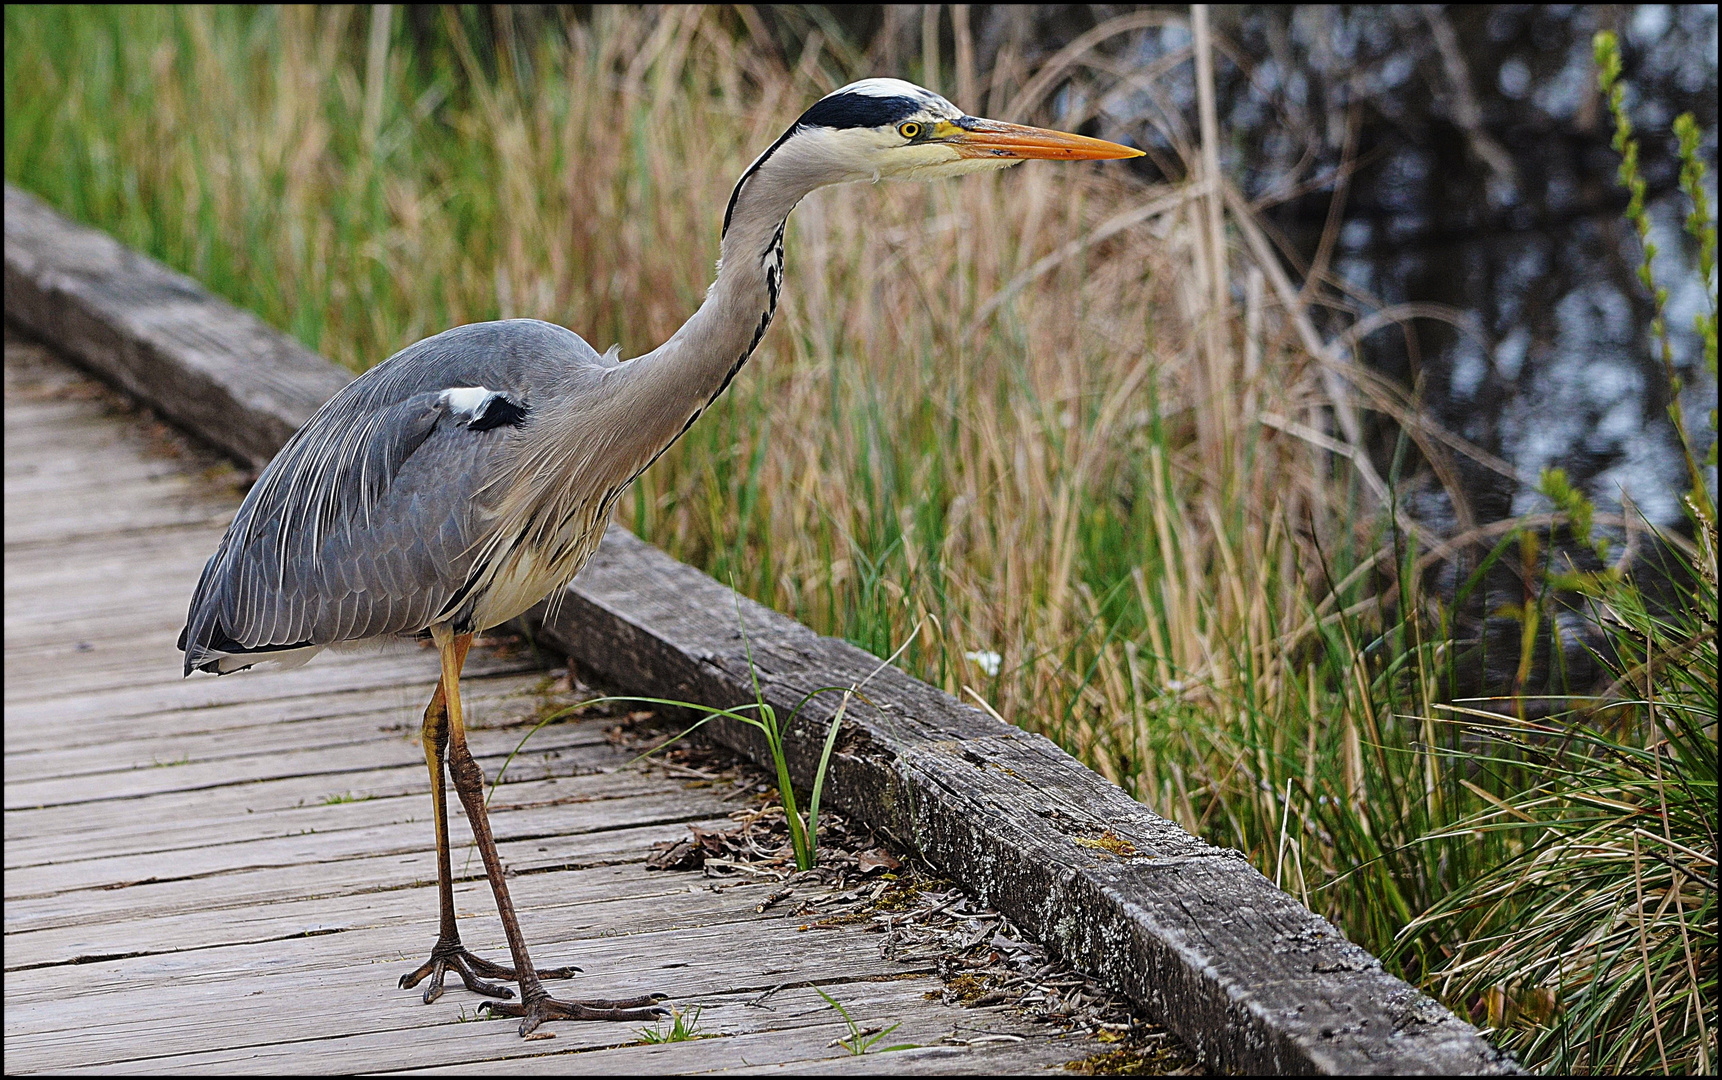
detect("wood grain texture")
(5, 182), (1517, 1073)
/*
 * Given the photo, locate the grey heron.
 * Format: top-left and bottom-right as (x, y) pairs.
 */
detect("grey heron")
(180, 77), (1142, 1036)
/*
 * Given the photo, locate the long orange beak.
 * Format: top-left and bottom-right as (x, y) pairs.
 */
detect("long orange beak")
(945, 118), (1144, 161)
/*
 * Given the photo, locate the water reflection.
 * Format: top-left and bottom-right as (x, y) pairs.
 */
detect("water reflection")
(1206, 5), (1716, 534)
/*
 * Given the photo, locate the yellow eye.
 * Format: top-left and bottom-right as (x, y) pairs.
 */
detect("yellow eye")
(898, 121), (921, 140)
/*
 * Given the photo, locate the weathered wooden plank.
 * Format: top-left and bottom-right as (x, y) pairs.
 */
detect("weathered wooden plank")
(5, 768), (688, 885)
(12, 974), (1049, 1076)
(0, 646), (532, 730)
(1, 458), (194, 498)
(5, 537), (221, 596)
(7, 893), (931, 1015)
(1, 660), (544, 758)
(5, 568), (206, 616)
(2, 519), (234, 568)
(5, 573), (212, 618)
(2, 736), (625, 853)
(6, 808), (736, 940)
(3, 408), (157, 452)
(3, 186), (352, 468)
(6, 881), (814, 1029)
(3, 672), (556, 784)
(2, 496), (224, 547)
(1, 636), (536, 714)
(4, 449), (187, 492)
(2, 454), (208, 503)
(3, 766), (680, 869)
(6, 797), (739, 963)
(6, 861), (686, 971)
(3, 715), (604, 811)
(5, 758), (701, 893)
(5, 182), (1514, 1073)
(542, 1016), (1106, 1078)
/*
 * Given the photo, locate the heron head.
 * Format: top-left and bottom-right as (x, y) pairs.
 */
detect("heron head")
(782, 78), (1143, 184)
(781, 78), (1143, 185)
(722, 79), (1141, 240)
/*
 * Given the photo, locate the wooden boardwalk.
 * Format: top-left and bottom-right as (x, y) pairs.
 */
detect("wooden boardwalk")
(2, 335), (1125, 1074)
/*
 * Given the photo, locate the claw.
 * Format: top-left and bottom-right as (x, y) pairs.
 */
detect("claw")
(399, 957), (438, 991)
(399, 939), (579, 1003)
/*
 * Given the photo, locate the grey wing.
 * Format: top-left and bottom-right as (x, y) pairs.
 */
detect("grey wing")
(179, 319), (606, 675)
(179, 392), (502, 673)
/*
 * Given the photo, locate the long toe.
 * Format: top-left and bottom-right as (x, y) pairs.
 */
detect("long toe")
(399, 957), (439, 992)
(580, 993), (670, 1010)
(420, 962), (451, 1005)
(479, 994), (670, 1036)
(449, 953), (516, 1000)
(401, 941), (525, 1003)
(460, 952), (582, 982)
(534, 964), (583, 980)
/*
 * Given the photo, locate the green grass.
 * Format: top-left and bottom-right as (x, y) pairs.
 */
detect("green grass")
(638, 1004), (706, 1044)
(1376, 36), (1717, 1072)
(815, 986), (915, 1055)
(7, 8), (1713, 1071)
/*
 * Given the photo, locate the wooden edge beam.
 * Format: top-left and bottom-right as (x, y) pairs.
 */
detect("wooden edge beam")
(3, 186), (352, 467)
(4, 183), (1517, 1075)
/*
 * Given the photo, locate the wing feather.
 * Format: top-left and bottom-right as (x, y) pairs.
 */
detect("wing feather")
(181, 319), (609, 675)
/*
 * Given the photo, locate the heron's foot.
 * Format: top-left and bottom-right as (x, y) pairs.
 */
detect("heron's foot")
(480, 991), (670, 1036)
(399, 938), (582, 1005)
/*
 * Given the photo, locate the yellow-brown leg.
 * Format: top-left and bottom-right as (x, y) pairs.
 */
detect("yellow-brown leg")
(398, 634), (579, 1003)
(429, 627), (666, 1035)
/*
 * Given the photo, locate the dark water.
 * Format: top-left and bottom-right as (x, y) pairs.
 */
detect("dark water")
(1224, 5), (1716, 532)
(838, 5), (1719, 525)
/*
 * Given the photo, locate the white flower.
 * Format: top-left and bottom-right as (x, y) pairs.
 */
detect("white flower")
(965, 649), (1002, 677)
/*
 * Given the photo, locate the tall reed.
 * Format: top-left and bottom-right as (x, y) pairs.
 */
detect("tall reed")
(1385, 33), (1718, 1072)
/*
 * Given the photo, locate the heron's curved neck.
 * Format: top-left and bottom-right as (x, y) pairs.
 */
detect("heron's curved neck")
(618, 151), (820, 443)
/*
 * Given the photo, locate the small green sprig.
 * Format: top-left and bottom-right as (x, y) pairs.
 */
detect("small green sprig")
(485, 601), (910, 873)
(1538, 467), (1619, 592)
(1673, 112), (1719, 468)
(1595, 31), (1717, 523)
(638, 1004), (704, 1044)
(816, 986), (915, 1055)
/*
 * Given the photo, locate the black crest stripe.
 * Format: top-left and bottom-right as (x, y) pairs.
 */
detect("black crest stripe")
(798, 92), (921, 131)
(723, 92), (923, 239)
(723, 126), (798, 239)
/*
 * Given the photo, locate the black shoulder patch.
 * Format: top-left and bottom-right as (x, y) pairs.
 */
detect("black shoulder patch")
(469, 394), (529, 431)
(799, 92), (921, 130)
